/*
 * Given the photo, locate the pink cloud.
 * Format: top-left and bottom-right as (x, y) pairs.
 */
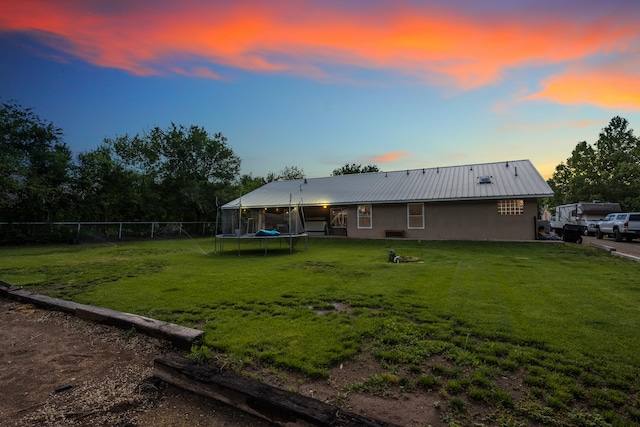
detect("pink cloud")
(2, 0), (638, 104)
(369, 151), (410, 163)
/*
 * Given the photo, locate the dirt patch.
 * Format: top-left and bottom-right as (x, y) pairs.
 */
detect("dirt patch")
(300, 355), (443, 425)
(0, 297), (481, 427)
(0, 299), (273, 427)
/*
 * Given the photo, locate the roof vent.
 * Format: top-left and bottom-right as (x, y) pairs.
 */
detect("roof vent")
(478, 176), (492, 184)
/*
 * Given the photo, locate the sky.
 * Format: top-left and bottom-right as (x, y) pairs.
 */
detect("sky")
(1, 0), (639, 180)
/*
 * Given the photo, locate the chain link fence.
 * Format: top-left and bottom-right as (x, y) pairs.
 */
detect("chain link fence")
(0, 222), (216, 245)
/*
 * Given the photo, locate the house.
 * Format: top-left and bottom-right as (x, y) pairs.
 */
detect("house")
(221, 159), (553, 241)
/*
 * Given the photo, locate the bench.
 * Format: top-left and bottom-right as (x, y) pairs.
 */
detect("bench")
(385, 230), (404, 238)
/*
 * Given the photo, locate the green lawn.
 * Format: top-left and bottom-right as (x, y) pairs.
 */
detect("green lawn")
(1, 238), (639, 426)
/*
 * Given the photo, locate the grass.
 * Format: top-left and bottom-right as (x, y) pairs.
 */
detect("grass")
(1, 237), (639, 425)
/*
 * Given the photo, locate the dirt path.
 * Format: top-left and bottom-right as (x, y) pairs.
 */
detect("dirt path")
(0, 298), (274, 427)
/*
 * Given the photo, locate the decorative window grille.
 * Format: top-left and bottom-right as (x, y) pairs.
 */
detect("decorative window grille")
(497, 199), (524, 215)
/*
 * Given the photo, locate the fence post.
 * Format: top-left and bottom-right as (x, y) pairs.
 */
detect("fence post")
(119, 222), (123, 239)
(151, 223), (155, 239)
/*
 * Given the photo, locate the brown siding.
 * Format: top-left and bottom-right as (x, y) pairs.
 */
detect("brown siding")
(345, 199), (538, 240)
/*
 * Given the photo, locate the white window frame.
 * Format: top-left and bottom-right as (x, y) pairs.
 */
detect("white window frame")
(498, 199), (524, 215)
(357, 204), (372, 229)
(407, 203), (425, 229)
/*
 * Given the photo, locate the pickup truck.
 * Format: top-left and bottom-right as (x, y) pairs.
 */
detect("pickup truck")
(596, 212), (640, 242)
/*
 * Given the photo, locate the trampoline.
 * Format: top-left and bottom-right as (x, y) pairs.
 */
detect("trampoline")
(215, 197), (308, 255)
(215, 232), (308, 255)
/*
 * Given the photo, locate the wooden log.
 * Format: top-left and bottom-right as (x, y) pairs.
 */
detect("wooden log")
(1, 281), (203, 349)
(0, 280), (22, 297)
(6, 288), (82, 314)
(154, 353), (402, 427)
(75, 305), (203, 349)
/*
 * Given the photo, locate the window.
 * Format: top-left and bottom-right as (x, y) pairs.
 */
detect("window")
(331, 208), (348, 228)
(357, 205), (372, 228)
(407, 203), (424, 229)
(498, 199), (524, 215)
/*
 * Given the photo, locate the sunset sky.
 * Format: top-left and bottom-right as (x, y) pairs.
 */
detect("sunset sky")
(1, 0), (639, 179)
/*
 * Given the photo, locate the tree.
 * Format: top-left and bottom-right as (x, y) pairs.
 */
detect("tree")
(236, 174), (266, 194)
(106, 123), (241, 221)
(267, 165), (305, 182)
(547, 116), (640, 211)
(70, 145), (143, 221)
(547, 141), (598, 205)
(593, 116), (640, 209)
(0, 99), (72, 222)
(331, 163), (380, 175)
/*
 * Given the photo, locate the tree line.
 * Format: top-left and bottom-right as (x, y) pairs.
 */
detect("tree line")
(547, 116), (640, 212)
(1, 99), (379, 229)
(5, 98), (637, 238)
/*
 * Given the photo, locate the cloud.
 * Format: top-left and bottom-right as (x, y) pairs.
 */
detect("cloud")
(524, 61), (640, 109)
(2, 0), (639, 103)
(368, 151), (410, 163)
(171, 66), (223, 80)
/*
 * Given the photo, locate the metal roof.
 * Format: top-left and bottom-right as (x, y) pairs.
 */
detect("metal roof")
(223, 159), (553, 208)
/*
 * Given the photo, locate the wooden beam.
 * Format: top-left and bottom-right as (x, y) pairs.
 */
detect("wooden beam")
(154, 353), (401, 427)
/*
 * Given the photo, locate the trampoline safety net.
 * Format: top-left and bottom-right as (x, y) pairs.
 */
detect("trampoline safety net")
(220, 205), (305, 236)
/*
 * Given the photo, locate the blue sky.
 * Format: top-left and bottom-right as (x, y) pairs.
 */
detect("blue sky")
(1, 0), (639, 179)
